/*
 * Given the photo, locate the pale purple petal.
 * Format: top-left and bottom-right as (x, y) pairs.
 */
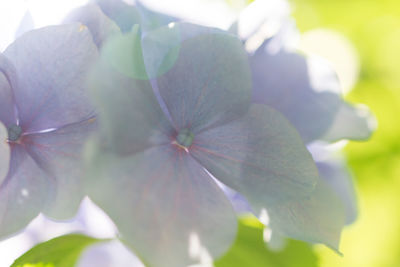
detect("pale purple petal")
(219, 155), (357, 225)
(0, 54), (18, 125)
(22, 118), (97, 219)
(321, 103), (375, 142)
(191, 104), (318, 211)
(267, 180), (346, 251)
(156, 29), (251, 133)
(64, 4), (121, 48)
(95, 0), (141, 33)
(89, 41), (174, 155)
(136, 1), (177, 32)
(250, 45), (342, 143)
(0, 122), (10, 184)
(15, 11), (34, 39)
(94, 0), (176, 33)
(230, 0), (290, 42)
(0, 145), (51, 239)
(217, 182), (253, 214)
(4, 24), (98, 132)
(86, 143), (237, 267)
(317, 160), (358, 224)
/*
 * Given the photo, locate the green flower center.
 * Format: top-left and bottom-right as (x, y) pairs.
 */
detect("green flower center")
(7, 124), (22, 142)
(176, 128), (194, 148)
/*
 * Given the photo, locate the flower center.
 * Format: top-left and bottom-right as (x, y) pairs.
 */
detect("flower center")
(7, 124), (22, 142)
(176, 128), (194, 149)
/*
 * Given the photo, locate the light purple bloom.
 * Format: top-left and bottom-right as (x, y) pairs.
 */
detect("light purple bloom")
(93, 0), (176, 33)
(0, 24), (98, 238)
(234, 0), (374, 144)
(64, 3), (121, 48)
(85, 22), (342, 266)
(250, 39), (373, 143)
(308, 142), (358, 224)
(63, 0), (177, 50)
(221, 0), (373, 247)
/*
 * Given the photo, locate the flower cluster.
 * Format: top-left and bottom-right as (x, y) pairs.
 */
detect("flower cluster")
(0, 0), (374, 266)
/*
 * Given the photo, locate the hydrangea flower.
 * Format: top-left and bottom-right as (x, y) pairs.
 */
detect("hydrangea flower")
(248, 30), (373, 143)
(215, 0), (373, 246)
(84, 22), (345, 266)
(0, 23), (98, 238)
(230, 0), (374, 144)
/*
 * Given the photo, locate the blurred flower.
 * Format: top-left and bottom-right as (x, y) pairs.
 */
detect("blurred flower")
(0, 24), (98, 239)
(93, 0), (176, 32)
(233, 0), (374, 144)
(64, 3), (121, 48)
(85, 21), (345, 266)
(224, 0), (374, 248)
(62, 0), (177, 50)
(308, 142), (358, 225)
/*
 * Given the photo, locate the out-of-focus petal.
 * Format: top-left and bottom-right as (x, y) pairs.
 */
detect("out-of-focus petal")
(64, 4), (121, 48)
(191, 104), (319, 211)
(15, 11), (34, 39)
(248, 19), (299, 55)
(96, 0), (177, 33)
(0, 1), (28, 52)
(85, 143), (237, 267)
(22, 118), (97, 220)
(156, 29), (251, 133)
(250, 45), (342, 143)
(0, 146), (51, 239)
(267, 179), (345, 251)
(141, 23), (216, 80)
(0, 54), (18, 126)
(136, 1), (177, 32)
(321, 103), (376, 142)
(317, 160), (358, 224)
(94, 0), (141, 33)
(230, 0), (290, 42)
(0, 123), (10, 185)
(4, 24), (98, 132)
(139, 0), (236, 29)
(89, 34), (174, 155)
(215, 180), (253, 215)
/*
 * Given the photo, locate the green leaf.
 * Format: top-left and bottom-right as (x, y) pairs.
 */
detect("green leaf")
(11, 234), (106, 267)
(215, 216), (319, 267)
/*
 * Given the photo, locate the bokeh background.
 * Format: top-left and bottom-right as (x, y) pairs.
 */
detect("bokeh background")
(290, 0), (400, 266)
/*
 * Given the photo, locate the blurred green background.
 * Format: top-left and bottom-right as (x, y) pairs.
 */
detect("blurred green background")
(291, 0), (400, 266)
